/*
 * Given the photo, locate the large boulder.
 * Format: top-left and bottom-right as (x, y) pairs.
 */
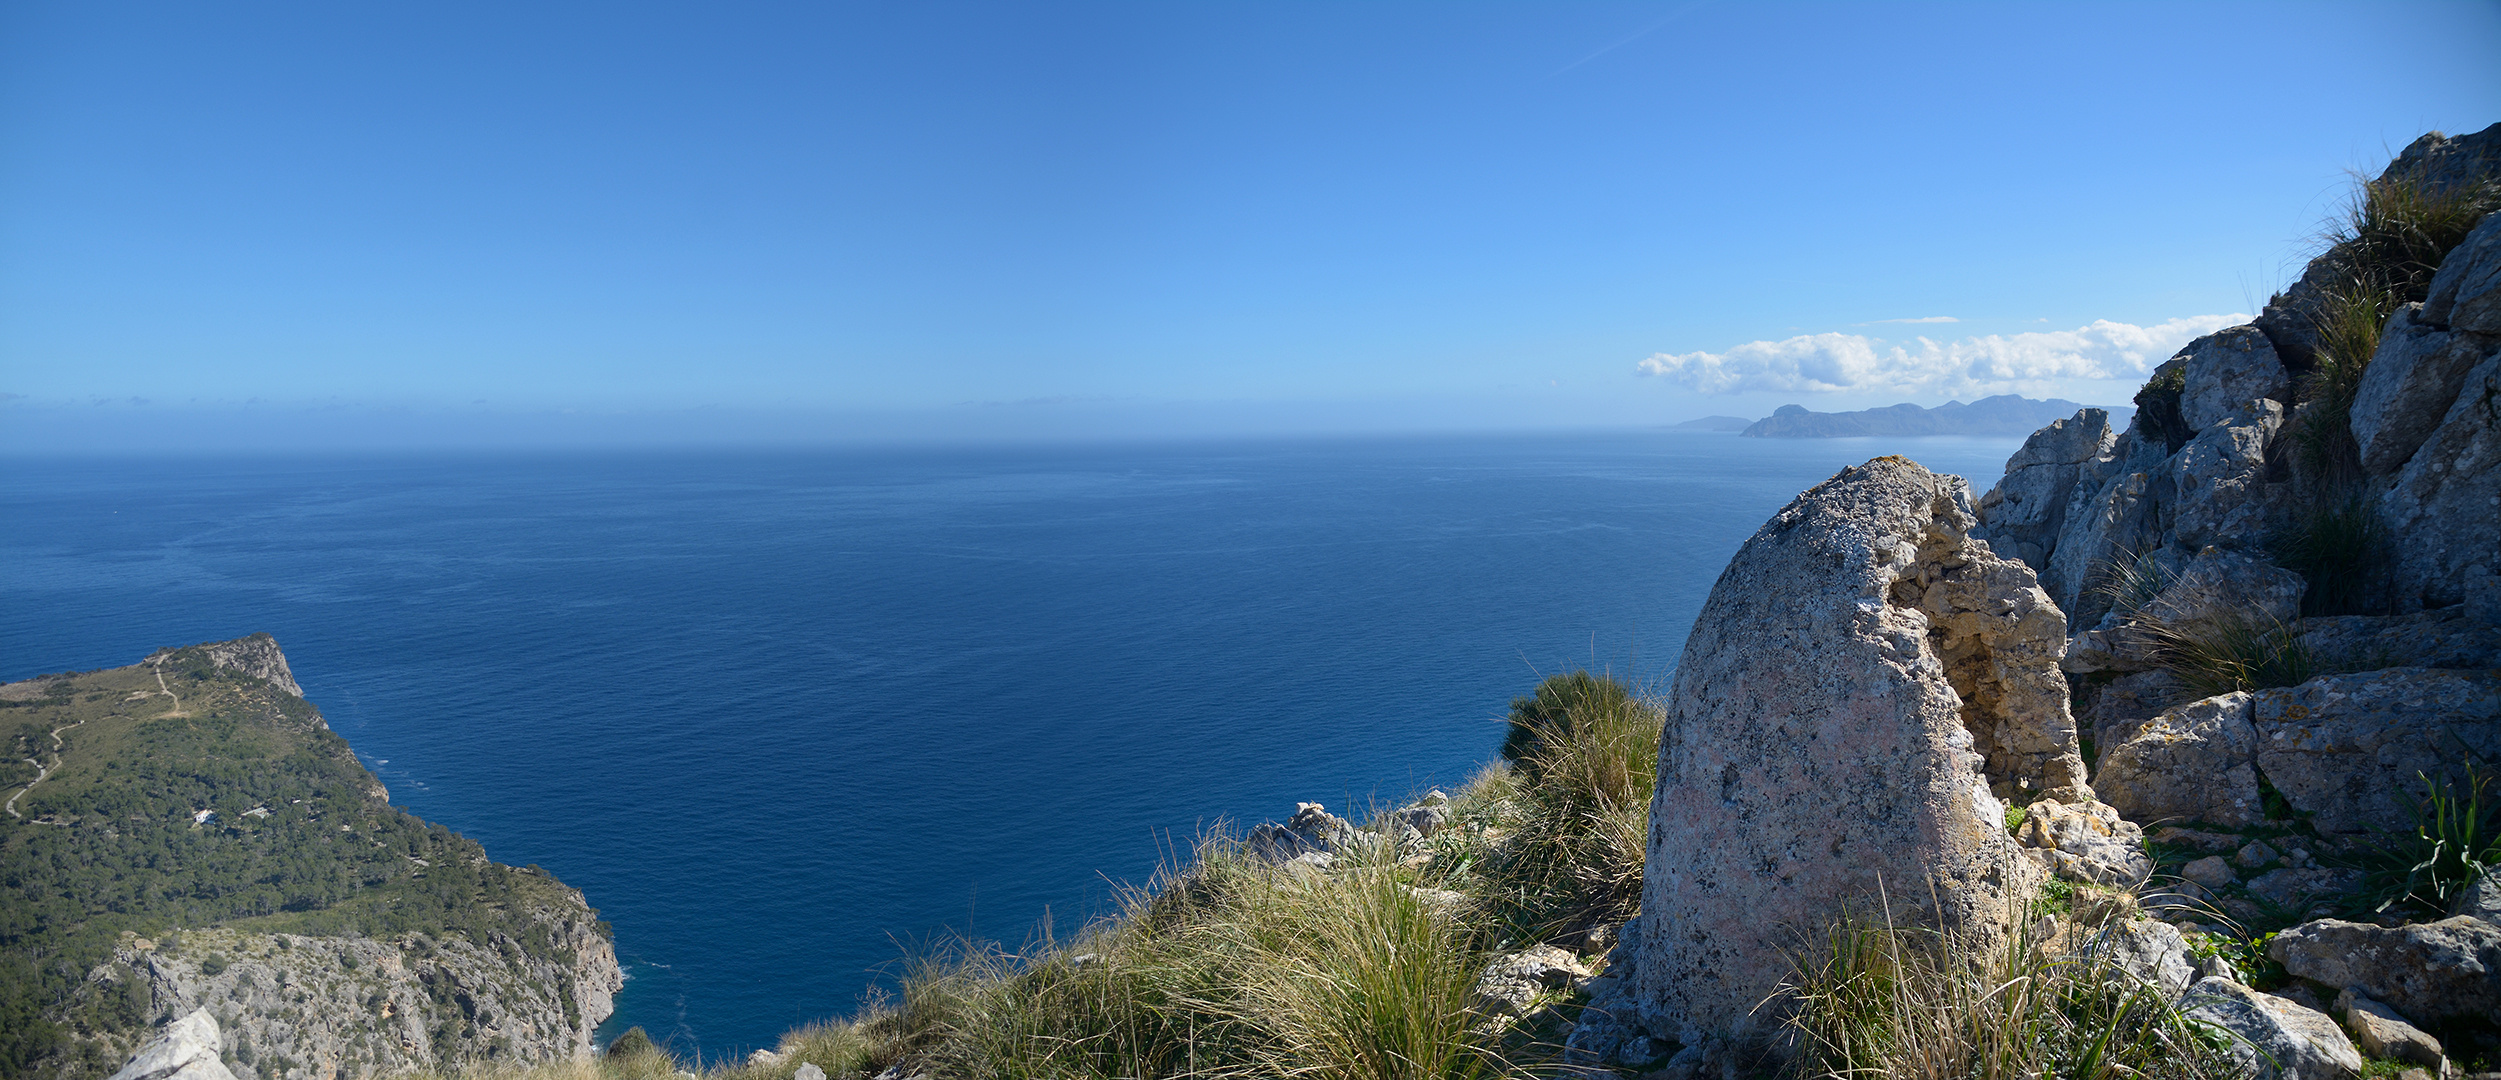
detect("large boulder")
(2094, 692), (2266, 828)
(108, 1010), (239, 1080)
(2179, 977), (2363, 1080)
(2424, 202), (2501, 334)
(2268, 917), (2501, 1026)
(2297, 605), (2501, 671)
(2248, 668), (2501, 836)
(2170, 399), (2285, 549)
(2354, 303), (2494, 476)
(2177, 325), (2292, 433)
(1628, 458), (2055, 1051)
(1974, 409), (2117, 570)
(2379, 349), (2501, 613)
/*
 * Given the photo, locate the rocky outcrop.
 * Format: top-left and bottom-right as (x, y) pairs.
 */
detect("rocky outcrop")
(1626, 458), (2057, 1052)
(78, 916), (620, 1080)
(106, 1011), (237, 1080)
(1244, 802), (1358, 862)
(2013, 798), (2149, 885)
(1973, 410), (2118, 593)
(2093, 668), (2498, 835)
(165, 634), (304, 700)
(2269, 916), (2501, 1027)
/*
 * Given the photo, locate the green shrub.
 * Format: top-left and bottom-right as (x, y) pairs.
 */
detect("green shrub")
(2269, 495), (2386, 616)
(1475, 674), (1659, 943)
(1499, 670), (1639, 766)
(2355, 762), (2500, 920)
(2137, 611), (2317, 699)
(2131, 364), (2193, 454)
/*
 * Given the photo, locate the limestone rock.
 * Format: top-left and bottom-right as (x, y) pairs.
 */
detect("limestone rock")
(2355, 303), (2494, 476)
(2298, 606), (2501, 671)
(2013, 798), (2150, 885)
(2142, 546), (2308, 629)
(2268, 916), (2501, 1025)
(2336, 988), (2447, 1072)
(1632, 458), (2051, 1050)
(792, 1064), (825, 1080)
(1245, 802), (1357, 861)
(1976, 409), (2116, 570)
(2179, 977), (2363, 1080)
(2424, 203), (2501, 333)
(2041, 428), (2174, 622)
(2249, 668), (2501, 835)
(2077, 669), (2183, 769)
(2178, 325), (2292, 433)
(2170, 399), (2284, 549)
(2094, 692), (2266, 828)
(2379, 350), (2501, 613)
(2453, 868), (2501, 926)
(108, 1010), (238, 1080)
(1472, 944), (1591, 1017)
(2095, 918), (2196, 999)
(2180, 856), (2236, 889)
(2243, 867), (2362, 915)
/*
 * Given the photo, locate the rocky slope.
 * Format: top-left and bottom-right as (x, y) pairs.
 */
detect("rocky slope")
(0, 637), (621, 1080)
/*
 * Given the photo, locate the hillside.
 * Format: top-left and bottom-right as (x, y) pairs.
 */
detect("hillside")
(0, 636), (619, 1080)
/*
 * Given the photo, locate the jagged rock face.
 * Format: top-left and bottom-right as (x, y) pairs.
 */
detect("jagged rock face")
(2094, 669), (2499, 836)
(2354, 302), (2491, 476)
(2258, 123), (2501, 371)
(1630, 458), (2057, 1049)
(168, 634), (304, 700)
(1973, 409), (2115, 573)
(80, 916), (619, 1080)
(2177, 325), (2291, 434)
(2179, 977), (2363, 1080)
(2378, 347), (2501, 613)
(106, 1010), (236, 1080)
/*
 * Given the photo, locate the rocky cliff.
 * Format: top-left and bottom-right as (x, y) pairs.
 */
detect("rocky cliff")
(0, 637), (621, 1080)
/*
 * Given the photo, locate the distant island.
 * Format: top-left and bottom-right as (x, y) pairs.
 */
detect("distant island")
(1668, 415), (1753, 432)
(1738, 394), (2124, 438)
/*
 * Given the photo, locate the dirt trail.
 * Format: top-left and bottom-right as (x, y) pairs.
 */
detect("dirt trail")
(4, 657), (183, 821)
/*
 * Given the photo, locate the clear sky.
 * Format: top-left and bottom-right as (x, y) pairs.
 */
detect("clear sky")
(3, 1), (2497, 449)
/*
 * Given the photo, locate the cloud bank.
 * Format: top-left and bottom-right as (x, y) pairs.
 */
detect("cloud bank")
(1637, 315), (2245, 396)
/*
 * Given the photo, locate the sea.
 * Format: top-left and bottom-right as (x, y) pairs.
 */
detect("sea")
(0, 429), (2024, 1061)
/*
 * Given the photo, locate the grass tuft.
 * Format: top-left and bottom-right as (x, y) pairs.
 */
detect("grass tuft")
(2354, 761), (2501, 921)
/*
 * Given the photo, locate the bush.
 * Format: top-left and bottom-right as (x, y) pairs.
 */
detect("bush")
(1475, 673), (1660, 943)
(2355, 762), (2500, 920)
(2131, 364), (2193, 455)
(2136, 611), (2316, 699)
(2269, 495), (2386, 616)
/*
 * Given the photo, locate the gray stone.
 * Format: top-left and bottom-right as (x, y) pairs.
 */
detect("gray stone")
(2335, 988), (2446, 1072)
(2095, 692), (2266, 828)
(2268, 916), (2501, 1025)
(2354, 303), (2492, 476)
(2014, 798), (2150, 885)
(2452, 868), (2501, 926)
(2094, 918), (2196, 999)
(1245, 802), (1358, 861)
(2179, 977), (2363, 1080)
(1976, 409), (2117, 574)
(2235, 840), (2280, 869)
(2170, 399), (2284, 549)
(2141, 546), (2308, 629)
(2243, 867), (2363, 915)
(2044, 428), (2173, 622)
(2181, 855), (2236, 889)
(2249, 668), (2501, 835)
(2424, 205), (2501, 333)
(1473, 944), (1592, 1017)
(2079, 670), (2184, 769)
(2178, 325), (2292, 434)
(2297, 606), (2501, 672)
(2379, 350), (2501, 613)
(188, 634), (306, 700)
(1632, 458), (2048, 1050)
(108, 1010), (238, 1080)
(792, 1064), (825, 1080)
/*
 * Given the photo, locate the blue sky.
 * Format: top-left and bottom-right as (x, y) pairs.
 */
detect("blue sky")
(3, 1), (2497, 449)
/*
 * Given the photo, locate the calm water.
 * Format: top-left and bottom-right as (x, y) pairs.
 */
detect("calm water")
(0, 430), (2020, 1059)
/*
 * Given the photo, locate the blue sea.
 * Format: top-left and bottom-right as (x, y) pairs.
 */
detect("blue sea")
(0, 430), (2021, 1061)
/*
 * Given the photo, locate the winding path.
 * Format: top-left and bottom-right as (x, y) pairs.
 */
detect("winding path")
(3, 657), (183, 821)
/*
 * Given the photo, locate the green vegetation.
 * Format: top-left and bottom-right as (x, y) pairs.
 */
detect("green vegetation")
(2135, 611), (2318, 698)
(2130, 364), (2193, 455)
(2269, 495), (2387, 617)
(1784, 896), (2242, 1080)
(1472, 671), (1660, 944)
(2355, 762), (2500, 920)
(0, 645), (600, 1080)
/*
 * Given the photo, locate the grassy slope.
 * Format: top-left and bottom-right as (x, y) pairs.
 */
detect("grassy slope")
(0, 641), (601, 1080)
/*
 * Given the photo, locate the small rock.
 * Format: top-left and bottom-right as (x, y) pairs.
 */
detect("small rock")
(2180, 977), (2363, 1080)
(2335, 988), (2445, 1071)
(107, 1010), (238, 1080)
(2452, 867), (2501, 926)
(2180, 855), (2237, 889)
(2244, 867), (2364, 914)
(2234, 840), (2279, 869)
(2095, 918), (2195, 999)
(746, 1050), (783, 1066)
(1473, 944), (1592, 1016)
(792, 1064), (825, 1080)
(2149, 826), (2247, 854)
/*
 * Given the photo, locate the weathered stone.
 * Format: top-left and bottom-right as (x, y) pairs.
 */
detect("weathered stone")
(2235, 840), (2280, 869)
(2095, 692), (2266, 828)
(2044, 430), (2174, 623)
(2141, 546), (2308, 629)
(2178, 325), (2292, 434)
(2249, 668), (2501, 835)
(2268, 916), (2501, 1025)
(1565, 919), (1667, 1069)
(2453, 868), (2501, 926)
(2298, 606), (2501, 671)
(2095, 918), (2196, 999)
(2380, 350), (2501, 613)
(2180, 977), (2363, 1080)
(2243, 867), (2362, 915)
(2424, 204), (2501, 333)
(108, 1010), (238, 1080)
(186, 633), (306, 700)
(2355, 303), (2493, 476)
(2336, 988), (2447, 1071)
(1473, 944), (1592, 1017)
(2079, 670), (2184, 769)
(1976, 409), (2117, 572)
(1632, 458), (2048, 1051)
(2170, 399), (2283, 549)
(2014, 798), (2149, 885)
(1245, 802), (1358, 861)
(792, 1064), (825, 1080)
(2181, 855), (2236, 889)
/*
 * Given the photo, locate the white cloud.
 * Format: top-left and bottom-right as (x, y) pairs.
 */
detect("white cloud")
(1635, 314), (2244, 396)
(1859, 315), (1961, 325)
